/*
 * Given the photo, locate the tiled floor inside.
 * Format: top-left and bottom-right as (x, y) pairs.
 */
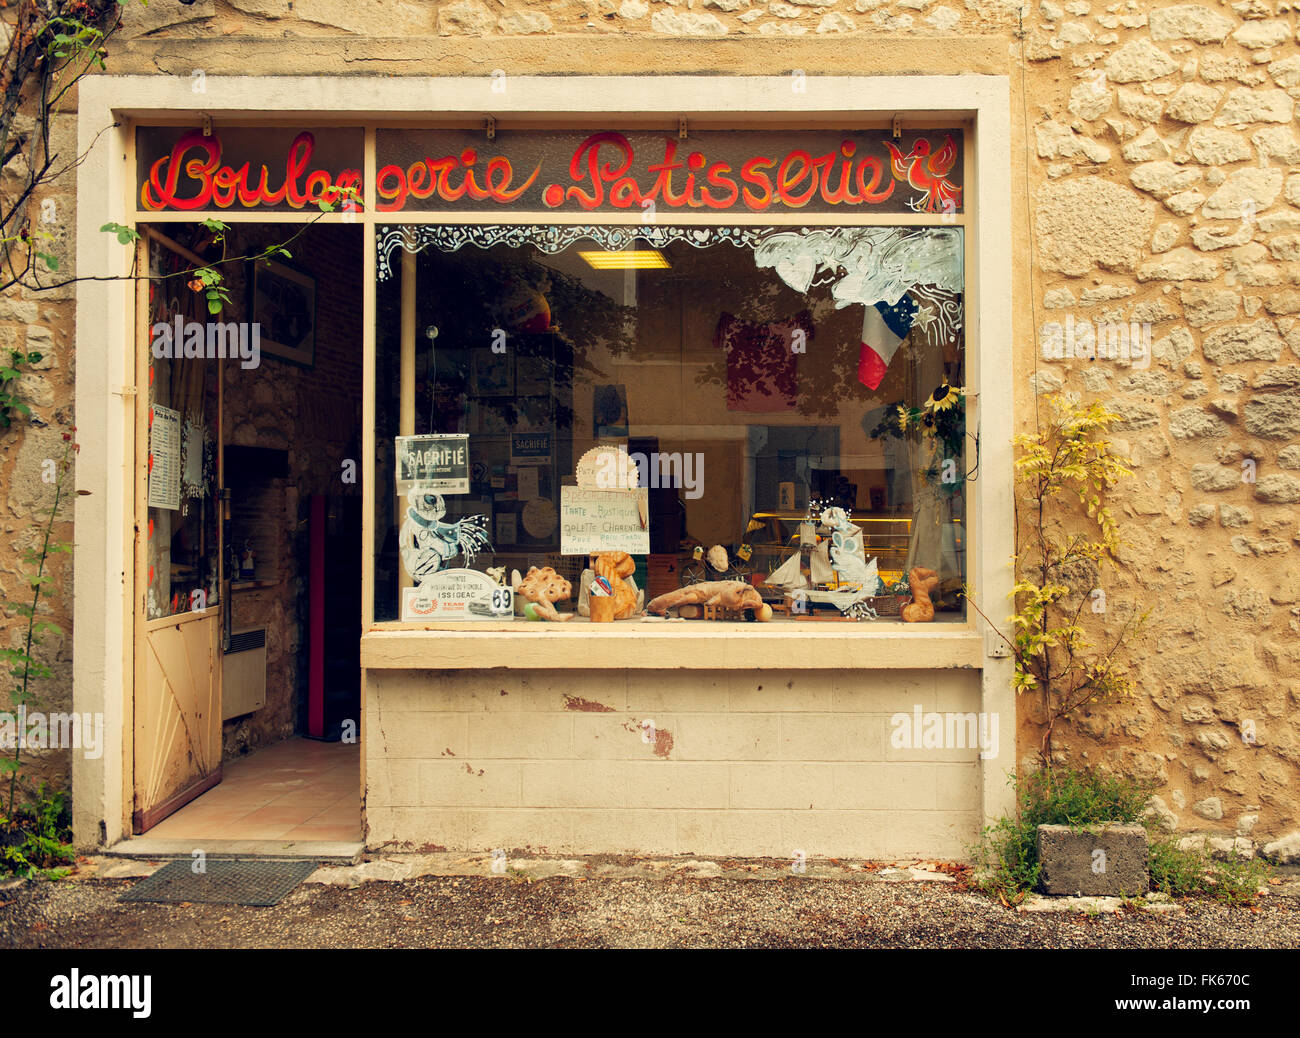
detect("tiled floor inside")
(144, 737), (361, 842)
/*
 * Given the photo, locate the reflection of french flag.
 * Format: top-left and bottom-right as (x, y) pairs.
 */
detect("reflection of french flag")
(858, 295), (918, 391)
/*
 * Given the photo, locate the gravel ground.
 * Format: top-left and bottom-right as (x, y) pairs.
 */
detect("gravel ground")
(3, 862), (1299, 949)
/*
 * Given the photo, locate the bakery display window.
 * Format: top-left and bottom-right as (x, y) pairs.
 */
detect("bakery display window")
(373, 221), (968, 626)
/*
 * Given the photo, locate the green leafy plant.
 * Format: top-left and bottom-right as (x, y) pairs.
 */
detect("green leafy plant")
(1149, 838), (1270, 906)
(971, 766), (1153, 904)
(1, 783), (75, 878)
(100, 220), (140, 246)
(1017, 764), (1153, 828)
(968, 394), (1147, 763)
(1148, 838), (1209, 899)
(0, 428), (79, 878)
(120, 196), (348, 315)
(0, 348), (43, 428)
(0, 2), (129, 291)
(1, 429), (78, 819)
(971, 812), (1040, 905)
(1206, 850), (1271, 906)
(972, 766), (1273, 906)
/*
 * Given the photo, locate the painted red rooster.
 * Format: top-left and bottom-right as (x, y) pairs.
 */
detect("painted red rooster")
(884, 134), (962, 214)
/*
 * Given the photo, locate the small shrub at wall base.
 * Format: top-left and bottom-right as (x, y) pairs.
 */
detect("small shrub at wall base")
(0, 430), (79, 878)
(971, 767), (1151, 904)
(0, 784), (75, 879)
(1148, 838), (1271, 907)
(971, 767), (1272, 906)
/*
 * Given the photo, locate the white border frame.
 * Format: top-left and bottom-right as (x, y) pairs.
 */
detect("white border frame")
(74, 75), (1014, 849)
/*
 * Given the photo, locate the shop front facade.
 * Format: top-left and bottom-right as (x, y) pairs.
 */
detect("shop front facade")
(16, 2), (1293, 861)
(70, 72), (1014, 857)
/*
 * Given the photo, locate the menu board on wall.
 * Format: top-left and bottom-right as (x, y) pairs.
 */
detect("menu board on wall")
(148, 405), (182, 510)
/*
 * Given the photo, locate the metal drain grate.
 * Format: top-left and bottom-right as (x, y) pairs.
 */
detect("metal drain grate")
(119, 858), (320, 907)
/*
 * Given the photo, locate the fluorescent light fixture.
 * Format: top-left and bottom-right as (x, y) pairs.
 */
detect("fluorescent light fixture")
(578, 249), (671, 270)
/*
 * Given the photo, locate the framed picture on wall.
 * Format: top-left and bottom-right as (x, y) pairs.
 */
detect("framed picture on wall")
(593, 383), (629, 438)
(250, 257), (316, 367)
(471, 349), (514, 397)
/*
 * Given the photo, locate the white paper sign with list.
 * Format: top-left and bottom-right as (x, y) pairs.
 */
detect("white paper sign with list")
(560, 486), (650, 555)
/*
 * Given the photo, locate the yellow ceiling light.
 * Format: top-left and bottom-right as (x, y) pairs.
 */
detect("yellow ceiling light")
(578, 249), (671, 270)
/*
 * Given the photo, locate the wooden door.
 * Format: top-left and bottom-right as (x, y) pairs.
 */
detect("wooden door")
(132, 228), (224, 833)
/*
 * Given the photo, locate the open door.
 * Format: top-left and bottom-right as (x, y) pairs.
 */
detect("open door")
(132, 228), (224, 834)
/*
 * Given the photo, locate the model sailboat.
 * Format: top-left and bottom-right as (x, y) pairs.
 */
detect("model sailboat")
(810, 541), (834, 585)
(766, 551), (806, 589)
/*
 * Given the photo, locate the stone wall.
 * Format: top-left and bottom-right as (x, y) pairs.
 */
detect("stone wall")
(1014, 2), (1300, 862)
(116, 0), (1020, 40)
(0, 0), (1295, 859)
(0, 104), (79, 797)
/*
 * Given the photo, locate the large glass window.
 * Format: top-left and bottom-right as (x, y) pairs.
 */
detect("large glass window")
(374, 224), (967, 625)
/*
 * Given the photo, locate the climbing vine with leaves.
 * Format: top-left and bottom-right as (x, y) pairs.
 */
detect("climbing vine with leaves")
(967, 394), (1148, 763)
(0, 428), (79, 875)
(0, 1), (126, 290)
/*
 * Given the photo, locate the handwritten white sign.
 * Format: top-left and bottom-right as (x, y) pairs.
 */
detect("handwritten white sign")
(560, 486), (649, 555)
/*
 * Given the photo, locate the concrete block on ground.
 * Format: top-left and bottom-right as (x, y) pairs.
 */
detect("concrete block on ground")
(1037, 823), (1149, 896)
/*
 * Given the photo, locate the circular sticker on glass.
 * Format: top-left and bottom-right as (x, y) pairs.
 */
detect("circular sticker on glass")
(575, 446), (639, 490)
(522, 497), (557, 538)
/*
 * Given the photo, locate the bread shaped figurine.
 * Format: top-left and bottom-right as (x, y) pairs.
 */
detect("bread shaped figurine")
(593, 550), (639, 619)
(901, 566), (940, 623)
(646, 580), (772, 621)
(514, 566), (573, 622)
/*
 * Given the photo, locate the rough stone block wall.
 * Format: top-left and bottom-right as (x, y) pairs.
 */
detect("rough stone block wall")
(1014, 2), (1300, 859)
(0, 108), (80, 796)
(365, 669), (985, 857)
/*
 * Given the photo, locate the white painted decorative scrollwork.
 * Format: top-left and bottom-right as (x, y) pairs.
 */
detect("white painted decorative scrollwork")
(375, 224), (964, 313)
(375, 224), (769, 281)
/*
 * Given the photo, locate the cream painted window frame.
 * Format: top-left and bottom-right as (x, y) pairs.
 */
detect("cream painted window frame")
(373, 227), (974, 645)
(74, 75), (1015, 846)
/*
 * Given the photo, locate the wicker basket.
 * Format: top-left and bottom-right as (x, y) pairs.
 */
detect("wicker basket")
(859, 595), (905, 616)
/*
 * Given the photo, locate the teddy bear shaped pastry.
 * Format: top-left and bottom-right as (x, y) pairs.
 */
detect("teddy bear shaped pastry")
(512, 566), (573, 622)
(592, 550), (640, 620)
(901, 566), (940, 623)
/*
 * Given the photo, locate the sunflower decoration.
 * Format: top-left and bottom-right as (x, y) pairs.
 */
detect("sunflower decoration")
(926, 379), (963, 414)
(870, 380), (967, 490)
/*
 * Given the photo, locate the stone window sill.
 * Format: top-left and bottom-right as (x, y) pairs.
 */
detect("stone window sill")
(360, 625), (985, 670)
